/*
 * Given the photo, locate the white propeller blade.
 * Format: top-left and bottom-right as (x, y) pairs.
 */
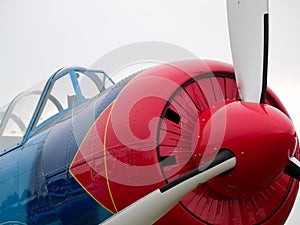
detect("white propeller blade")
(290, 157), (300, 168)
(227, 0), (269, 103)
(100, 152), (236, 225)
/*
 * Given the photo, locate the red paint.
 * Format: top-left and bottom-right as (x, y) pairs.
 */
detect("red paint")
(206, 102), (296, 197)
(70, 60), (299, 225)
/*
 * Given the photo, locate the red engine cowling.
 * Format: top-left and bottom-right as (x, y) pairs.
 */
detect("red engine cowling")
(70, 60), (299, 225)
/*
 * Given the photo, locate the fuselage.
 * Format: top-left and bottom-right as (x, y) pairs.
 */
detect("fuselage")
(0, 70), (132, 224)
(0, 60), (298, 225)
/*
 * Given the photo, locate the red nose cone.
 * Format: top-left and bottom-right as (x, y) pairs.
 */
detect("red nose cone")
(200, 102), (296, 197)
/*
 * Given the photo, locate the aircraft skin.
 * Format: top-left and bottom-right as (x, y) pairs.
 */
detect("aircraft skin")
(2, 1), (300, 224)
(0, 67), (121, 224)
(0, 60), (298, 225)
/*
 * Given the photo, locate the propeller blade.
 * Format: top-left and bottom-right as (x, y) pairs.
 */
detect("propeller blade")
(100, 150), (236, 225)
(284, 157), (300, 181)
(227, 0), (269, 103)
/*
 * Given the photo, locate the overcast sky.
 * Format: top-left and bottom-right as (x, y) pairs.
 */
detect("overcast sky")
(1, 0), (300, 224)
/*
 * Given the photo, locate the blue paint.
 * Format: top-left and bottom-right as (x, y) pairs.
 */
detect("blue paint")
(0, 68), (135, 224)
(70, 69), (85, 103)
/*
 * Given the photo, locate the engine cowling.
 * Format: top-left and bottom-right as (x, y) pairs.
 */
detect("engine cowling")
(70, 60), (299, 225)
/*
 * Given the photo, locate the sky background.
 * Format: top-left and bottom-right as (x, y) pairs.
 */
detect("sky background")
(1, 0), (300, 223)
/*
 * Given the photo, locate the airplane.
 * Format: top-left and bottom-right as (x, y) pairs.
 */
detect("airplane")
(1, 0), (300, 224)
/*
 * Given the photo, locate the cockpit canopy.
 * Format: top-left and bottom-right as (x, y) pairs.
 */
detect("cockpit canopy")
(0, 67), (114, 152)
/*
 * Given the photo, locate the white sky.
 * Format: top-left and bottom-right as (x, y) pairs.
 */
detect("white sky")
(1, 0), (300, 224)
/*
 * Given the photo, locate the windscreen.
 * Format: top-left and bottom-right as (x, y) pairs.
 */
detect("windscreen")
(0, 81), (45, 151)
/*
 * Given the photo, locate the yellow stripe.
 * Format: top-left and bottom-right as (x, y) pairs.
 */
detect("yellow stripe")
(69, 102), (116, 214)
(101, 75), (137, 213)
(103, 101), (118, 212)
(69, 169), (115, 214)
(69, 77), (135, 214)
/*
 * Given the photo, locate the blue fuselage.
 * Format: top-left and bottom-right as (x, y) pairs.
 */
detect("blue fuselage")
(0, 77), (131, 224)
